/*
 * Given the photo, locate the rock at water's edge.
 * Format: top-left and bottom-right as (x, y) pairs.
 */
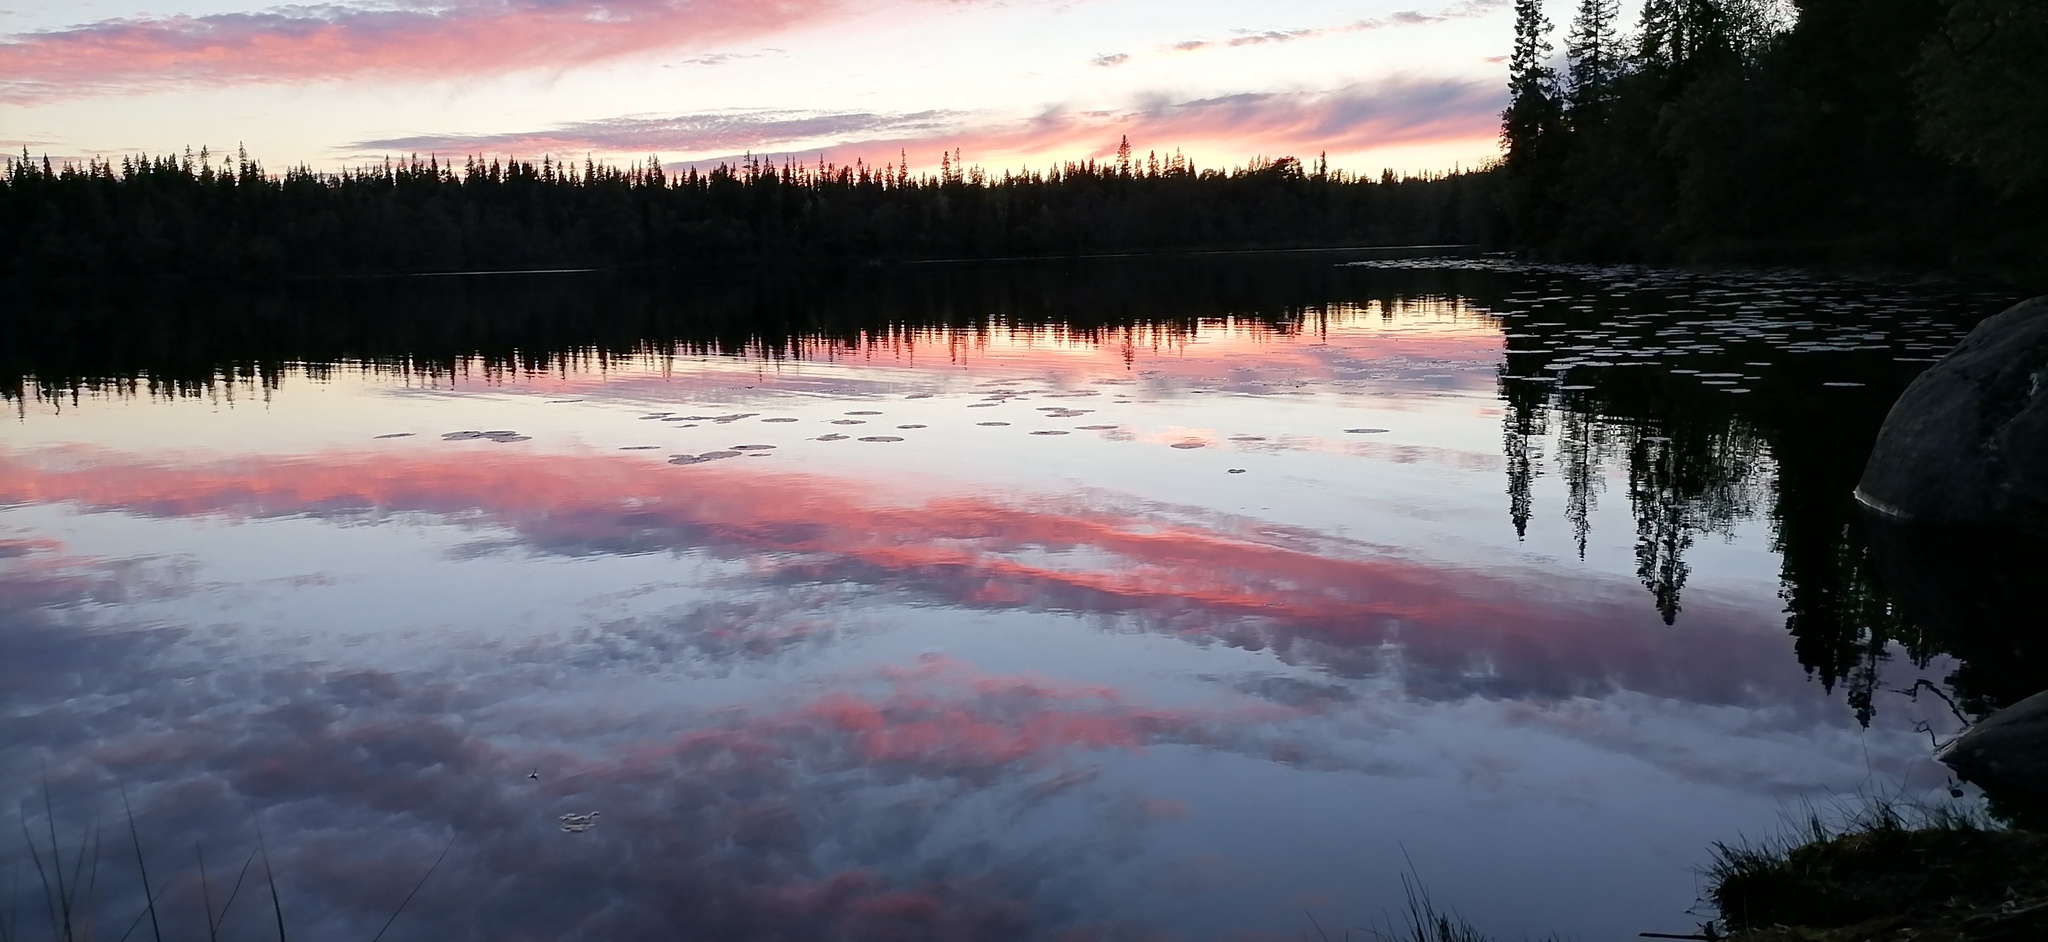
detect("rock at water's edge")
(1940, 688), (2048, 819)
(1857, 296), (2048, 534)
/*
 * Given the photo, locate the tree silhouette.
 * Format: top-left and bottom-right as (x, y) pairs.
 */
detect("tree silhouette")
(1502, 0), (2045, 275)
(1564, 0), (1624, 114)
(0, 146), (1504, 281)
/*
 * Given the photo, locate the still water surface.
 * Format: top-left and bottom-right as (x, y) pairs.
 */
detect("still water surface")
(0, 256), (2016, 940)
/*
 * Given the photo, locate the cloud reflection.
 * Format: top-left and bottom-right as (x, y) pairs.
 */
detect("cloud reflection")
(386, 305), (1508, 412)
(0, 444), (1941, 940)
(1, 561), (1294, 942)
(1, 445), (1803, 710)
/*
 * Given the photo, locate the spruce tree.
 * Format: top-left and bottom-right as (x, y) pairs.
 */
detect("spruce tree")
(1502, 0), (1559, 169)
(1565, 0), (1623, 114)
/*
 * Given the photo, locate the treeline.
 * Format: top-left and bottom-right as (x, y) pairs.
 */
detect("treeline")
(1500, 0), (2048, 275)
(4, 252), (1484, 395)
(0, 145), (1501, 280)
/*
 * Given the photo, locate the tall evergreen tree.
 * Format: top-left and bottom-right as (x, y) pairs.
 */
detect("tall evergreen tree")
(1502, 0), (1560, 167)
(1639, 0), (1788, 69)
(1565, 0), (1625, 113)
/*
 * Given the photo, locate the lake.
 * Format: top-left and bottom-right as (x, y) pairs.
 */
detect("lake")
(0, 253), (2016, 941)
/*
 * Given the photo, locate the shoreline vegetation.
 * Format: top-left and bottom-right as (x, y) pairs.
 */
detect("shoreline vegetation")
(1702, 797), (2048, 942)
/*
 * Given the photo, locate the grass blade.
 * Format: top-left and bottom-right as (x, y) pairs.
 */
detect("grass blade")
(82, 820), (104, 942)
(112, 879), (174, 942)
(41, 779), (72, 942)
(256, 821), (286, 942)
(62, 817), (93, 939)
(20, 812), (61, 942)
(369, 836), (454, 942)
(197, 843), (217, 942)
(2, 855), (16, 942)
(212, 848), (258, 934)
(1, 855), (15, 942)
(119, 786), (162, 942)
(1304, 908), (1333, 942)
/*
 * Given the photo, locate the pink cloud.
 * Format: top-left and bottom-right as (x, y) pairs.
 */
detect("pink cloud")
(1155, 0), (1509, 57)
(0, 0), (854, 101)
(648, 655), (1299, 777)
(357, 80), (1506, 171)
(357, 108), (963, 157)
(861, 81), (1505, 169)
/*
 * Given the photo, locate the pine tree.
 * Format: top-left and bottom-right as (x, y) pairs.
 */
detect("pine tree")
(1637, 0), (1684, 67)
(1638, 0), (1783, 70)
(1565, 0), (1623, 114)
(1502, 0), (1559, 169)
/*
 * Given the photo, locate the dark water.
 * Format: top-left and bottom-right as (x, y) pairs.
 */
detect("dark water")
(0, 255), (2019, 941)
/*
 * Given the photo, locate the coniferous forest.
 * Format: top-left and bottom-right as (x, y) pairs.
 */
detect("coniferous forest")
(1501, 0), (2048, 276)
(0, 148), (1500, 281)
(2, 0), (2043, 282)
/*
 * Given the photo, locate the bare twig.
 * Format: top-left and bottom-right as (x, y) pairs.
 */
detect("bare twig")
(1900, 679), (1971, 728)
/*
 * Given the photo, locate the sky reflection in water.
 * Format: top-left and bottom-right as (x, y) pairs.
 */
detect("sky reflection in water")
(0, 261), (2005, 940)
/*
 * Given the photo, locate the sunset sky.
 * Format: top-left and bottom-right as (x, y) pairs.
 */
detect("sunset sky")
(0, 0), (1589, 175)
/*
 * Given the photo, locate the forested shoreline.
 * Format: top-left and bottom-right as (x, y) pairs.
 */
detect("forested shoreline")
(0, 149), (1501, 281)
(3, 0), (2044, 283)
(1501, 0), (2047, 278)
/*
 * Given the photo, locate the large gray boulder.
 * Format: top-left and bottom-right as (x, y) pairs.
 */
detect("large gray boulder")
(1857, 296), (2048, 534)
(1941, 688), (2048, 785)
(1940, 688), (2048, 821)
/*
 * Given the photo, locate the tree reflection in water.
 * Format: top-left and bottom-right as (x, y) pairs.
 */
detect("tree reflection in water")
(2, 255), (2021, 730)
(1480, 261), (2010, 726)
